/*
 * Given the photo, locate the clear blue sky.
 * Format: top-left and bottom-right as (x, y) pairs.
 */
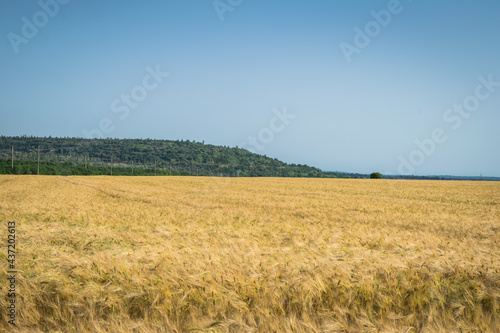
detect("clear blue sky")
(1, 0), (499, 176)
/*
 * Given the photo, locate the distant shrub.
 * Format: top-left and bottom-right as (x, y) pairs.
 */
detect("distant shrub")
(370, 172), (382, 179)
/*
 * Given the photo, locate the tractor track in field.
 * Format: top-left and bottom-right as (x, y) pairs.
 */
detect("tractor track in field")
(56, 176), (155, 205)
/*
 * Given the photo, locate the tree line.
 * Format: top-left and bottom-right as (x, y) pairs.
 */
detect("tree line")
(0, 136), (331, 178)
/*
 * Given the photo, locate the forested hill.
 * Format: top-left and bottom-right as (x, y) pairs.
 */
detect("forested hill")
(0, 136), (324, 177)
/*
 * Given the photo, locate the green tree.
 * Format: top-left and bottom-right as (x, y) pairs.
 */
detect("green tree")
(370, 172), (383, 179)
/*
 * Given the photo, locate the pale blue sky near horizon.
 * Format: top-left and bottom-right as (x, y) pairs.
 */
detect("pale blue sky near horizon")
(1, 0), (499, 176)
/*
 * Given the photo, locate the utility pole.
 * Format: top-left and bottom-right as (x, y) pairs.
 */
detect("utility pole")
(169, 163), (171, 176)
(37, 146), (40, 175)
(132, 160), (134, 174)
(11, 146), (14, 169)
(154, 160), (157, 176)
(85, 155), (87, 168)
(110, 156), (113, 176)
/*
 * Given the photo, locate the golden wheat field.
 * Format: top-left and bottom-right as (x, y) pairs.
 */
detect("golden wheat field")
(0, 175), (499, 332)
